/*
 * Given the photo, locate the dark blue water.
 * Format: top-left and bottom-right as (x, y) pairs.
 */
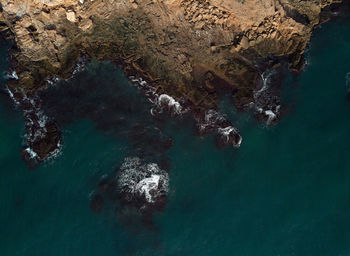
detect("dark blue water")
(0, 17), (349, 256)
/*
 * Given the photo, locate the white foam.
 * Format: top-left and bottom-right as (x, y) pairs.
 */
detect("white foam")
(72, 62), (84, 75)
(139, 80), (147, 87)
(45, 140), (62, 161)
(236, 136), (242, 147)
(264, 109), (276, 124)
(117, 157), (169, 203)
(46, 77), (60, 86)
(276, 105), (281, 113)
(130, 77), (148, 88)
(4, 86), (20, 105)
(135, 174), (161, 203)
(24, 147), (38, 159)
(22, 98), (49, 141)
(37, 110), (48, 128)
(205, 109), (225, 123)
(218, 126), (235, 137)
(199, 109), (225, 132)
(243, 102), (255, 109)
(150, 108), (157, 116)
(254, 70), (275, 98)
(198, 110), (242, 146)
(4, 70), (19, 80)
(217, 126), (242, 147)
(129, 76), (186, 116)
(4, 86), (62, 162)
(157, 94), (183, 115)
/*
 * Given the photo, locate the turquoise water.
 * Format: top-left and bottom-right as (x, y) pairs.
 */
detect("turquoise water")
(1, 17), (350, 256)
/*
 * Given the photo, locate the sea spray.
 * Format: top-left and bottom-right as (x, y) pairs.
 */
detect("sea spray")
(3, 75), (61, 163)
(117, 157), (169, 204)
(197, 109), (242, 148)
(243, 69), (282, 125)
(129, 75), (188, 116)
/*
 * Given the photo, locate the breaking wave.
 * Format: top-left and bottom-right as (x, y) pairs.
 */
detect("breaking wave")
(3, 72), (62, 163)
(196, 109), (242, 147)
(198, 109), (226, 133)
(129, 76), (188, 116)
(243, 69), (281, 125)
(3, 70), (19, 80)
(217, 126), (242, 147)
(117, 157), (169, 204)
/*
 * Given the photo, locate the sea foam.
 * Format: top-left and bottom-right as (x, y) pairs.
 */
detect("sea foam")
(117, 157), (169, 203)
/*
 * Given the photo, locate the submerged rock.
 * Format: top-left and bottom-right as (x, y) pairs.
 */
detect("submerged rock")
(117, 157), (169, 205)
(196, 109), (242, 148)
(4, 85), (62, 165)
(89, 156), (169, 229)
(89, 194), (104, 214)
(217, 126), (242, 148)
(0, 0), (345, 163)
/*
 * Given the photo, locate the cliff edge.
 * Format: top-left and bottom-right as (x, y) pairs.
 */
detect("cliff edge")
(0, 0), (342, 161)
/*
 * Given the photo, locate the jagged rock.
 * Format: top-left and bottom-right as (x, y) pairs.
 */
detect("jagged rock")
(0, 0), (343, 159)
(0, 0), (341, 99)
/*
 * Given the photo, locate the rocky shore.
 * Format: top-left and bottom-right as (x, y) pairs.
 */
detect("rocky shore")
(0, 0), (344, 161)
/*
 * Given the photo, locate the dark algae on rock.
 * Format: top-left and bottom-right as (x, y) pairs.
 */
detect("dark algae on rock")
(0, 0), (348, 227)
(0, 3), (350, 254)
(0, 0), (347, 161)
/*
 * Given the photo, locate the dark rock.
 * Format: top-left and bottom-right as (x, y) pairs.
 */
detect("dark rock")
(89, 194), (104, 214)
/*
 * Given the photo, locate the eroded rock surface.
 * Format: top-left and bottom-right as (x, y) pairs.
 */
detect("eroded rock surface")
(0, 0), (343, 160)
(1, 0), (341, 97)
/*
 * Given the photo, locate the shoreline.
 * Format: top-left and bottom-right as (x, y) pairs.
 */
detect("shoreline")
(0, 0), (348, 163)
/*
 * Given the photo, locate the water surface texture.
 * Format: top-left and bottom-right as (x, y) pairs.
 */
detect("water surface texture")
(0, 16), (350, 256)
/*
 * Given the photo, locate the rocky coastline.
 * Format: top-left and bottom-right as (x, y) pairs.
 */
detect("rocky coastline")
(0, 0), (346, 162)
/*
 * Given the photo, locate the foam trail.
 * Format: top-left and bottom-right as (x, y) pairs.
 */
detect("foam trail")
(254, 70), (275, 98)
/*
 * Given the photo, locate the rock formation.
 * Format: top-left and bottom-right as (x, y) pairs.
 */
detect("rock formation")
(0, 0), (343, 160)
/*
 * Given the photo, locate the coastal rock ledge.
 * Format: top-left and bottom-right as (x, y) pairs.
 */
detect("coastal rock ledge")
(0, 0), (343, 160)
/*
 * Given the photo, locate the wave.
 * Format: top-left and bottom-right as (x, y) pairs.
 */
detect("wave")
(129, 75), (188, 117)
(3, 80), (62, 163)
(217, 126), (242, 147)
(117, 157), (169, 204)
(198, 109), (226, 133)
(196, 109), (242, 147)
(151, 94), (187, 116)
(254, 70), (276, 98)
(3, 70), (19, 80)
(242, 69), (281, 125)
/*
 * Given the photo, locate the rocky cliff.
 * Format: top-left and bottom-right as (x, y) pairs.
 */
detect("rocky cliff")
(0, 0), (343, 161)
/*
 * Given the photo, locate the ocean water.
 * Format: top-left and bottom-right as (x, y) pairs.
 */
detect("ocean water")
(0, 16), (350, 256)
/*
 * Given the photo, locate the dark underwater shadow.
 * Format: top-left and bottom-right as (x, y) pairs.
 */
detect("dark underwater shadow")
(39, 61), (175, 252)
(40, 61), (173, 161)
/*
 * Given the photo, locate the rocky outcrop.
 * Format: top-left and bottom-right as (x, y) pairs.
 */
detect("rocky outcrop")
(0, 0), (342, 160)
